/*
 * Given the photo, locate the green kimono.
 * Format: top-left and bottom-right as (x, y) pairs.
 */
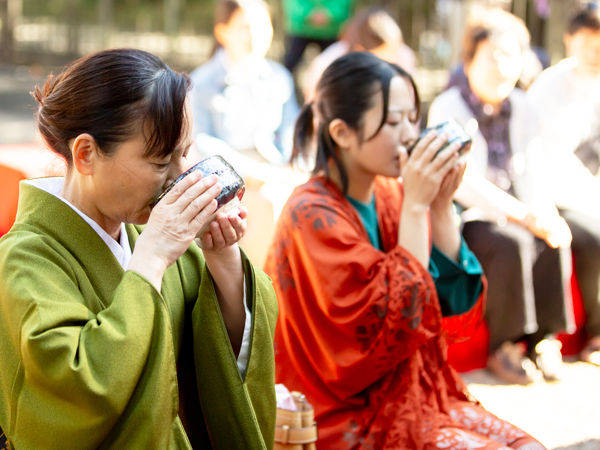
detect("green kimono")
(0, 181), (278, 449)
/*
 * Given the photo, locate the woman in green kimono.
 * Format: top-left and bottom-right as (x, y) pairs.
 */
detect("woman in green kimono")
(0, 49), (277, 449)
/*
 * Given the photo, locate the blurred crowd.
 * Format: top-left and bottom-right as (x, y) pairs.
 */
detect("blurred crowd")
(187, 0), (600, 386)
(2, 0), (600, 448)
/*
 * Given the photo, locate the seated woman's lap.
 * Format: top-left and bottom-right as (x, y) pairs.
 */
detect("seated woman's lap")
(462, 220), (570, 351)
(426, 401), (545, 450)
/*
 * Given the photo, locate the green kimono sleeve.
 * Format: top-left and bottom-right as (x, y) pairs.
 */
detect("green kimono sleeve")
(175, 245), (279, 450)
(0, 234), (180, 450)
(429, 238), (484, 317)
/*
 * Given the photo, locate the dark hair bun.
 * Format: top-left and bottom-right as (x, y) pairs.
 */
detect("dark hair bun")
(30, 48), (191, 165)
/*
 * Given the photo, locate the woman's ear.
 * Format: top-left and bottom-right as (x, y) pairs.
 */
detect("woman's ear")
(329, 119), (355, 150)
(563, 33), (573, 57)
(214, 23), (228, 47)
(70, 133), (98, 176)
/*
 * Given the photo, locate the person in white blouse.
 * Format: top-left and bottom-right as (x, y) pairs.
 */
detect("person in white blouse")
(189, 0), (301, 268)
(527, 4), (600, 366)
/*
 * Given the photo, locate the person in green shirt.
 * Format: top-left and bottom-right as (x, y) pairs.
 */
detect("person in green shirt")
(282, 0), (355, 72)
(0, 48), (278, 449)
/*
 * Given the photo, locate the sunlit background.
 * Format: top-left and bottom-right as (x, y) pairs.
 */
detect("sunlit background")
(0, 1), (600, 449)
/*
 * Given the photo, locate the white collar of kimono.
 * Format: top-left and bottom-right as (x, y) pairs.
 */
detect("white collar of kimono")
(24, 177), (132, 270)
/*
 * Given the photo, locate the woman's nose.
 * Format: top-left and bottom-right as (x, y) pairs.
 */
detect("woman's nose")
(399, 119), (418, 147)
(165, 158), (186, 188)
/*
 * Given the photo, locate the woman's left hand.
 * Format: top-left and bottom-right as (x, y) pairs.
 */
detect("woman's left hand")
(198, 206), (248, 354)
(197, 206), (248, 252)
(430, 161), (466, 214)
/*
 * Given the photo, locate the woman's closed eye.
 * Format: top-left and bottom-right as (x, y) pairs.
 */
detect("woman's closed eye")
(154, 162), (171, 170)
(389, 109), (419, 126)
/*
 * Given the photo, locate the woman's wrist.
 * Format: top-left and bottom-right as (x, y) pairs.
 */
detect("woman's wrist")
(127, 248), (168, 292)
(203, 244), (246, 353)
(506, 202), (530, 225)
(202, 242), (241, 263)
(399, 201), (431, 268)
(203, 244), (244, 285)
(429, 201), (454, 221)
(401, 197), (430, 216)
(518, 212), (536, 229)
(430, 204), (461, 261)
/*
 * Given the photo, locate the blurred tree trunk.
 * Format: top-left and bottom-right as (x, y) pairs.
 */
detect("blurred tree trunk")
(372, 0), (400, 21)
(447, 0), (468, 67)
(66, 0), (79, 55)
(98, 0), (113, 49)
(165, 0), (180, 36)
(513, 0), (527, 22)
(545, 0), (573, 64)
(0, 0), (9, 58)
(268, 0), (284, 60)
(0, 0), (21, 61)
(397, 0), (414, 50)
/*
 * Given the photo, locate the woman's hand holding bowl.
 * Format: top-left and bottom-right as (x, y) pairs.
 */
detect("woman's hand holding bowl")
(400, 130), (461, 213)
(196, 206), (248, 252)
(129, 170), (227, 290)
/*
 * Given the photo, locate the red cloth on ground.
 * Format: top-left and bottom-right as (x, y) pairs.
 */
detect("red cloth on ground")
(0, 165), (26, 237)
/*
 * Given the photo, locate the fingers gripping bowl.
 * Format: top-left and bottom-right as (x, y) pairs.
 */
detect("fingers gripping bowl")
(407, 117), (473, 158)
(153, 155), (246, 238)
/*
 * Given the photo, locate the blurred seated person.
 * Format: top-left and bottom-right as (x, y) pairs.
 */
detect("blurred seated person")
(282, 0), (354, 73)
(527, 3), (600, 366)
(446, 9), (543, 91)
(189, 0), (301, 268)
(429, 9), (575, 385)
(303, 7), (416, 101)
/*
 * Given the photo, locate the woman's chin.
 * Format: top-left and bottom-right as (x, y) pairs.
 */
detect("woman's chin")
(378, 171), (401, 180)
(384, 163), (401, 179)
(129, 209), (152, 225)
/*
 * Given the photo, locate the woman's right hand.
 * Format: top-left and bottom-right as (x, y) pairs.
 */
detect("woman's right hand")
(400, 130), (460, 212)
(522, 210), (572, 249)
(128, 171), (221, 290)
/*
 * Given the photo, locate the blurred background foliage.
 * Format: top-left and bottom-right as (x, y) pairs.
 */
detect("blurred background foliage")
(0, 0), (576, 84)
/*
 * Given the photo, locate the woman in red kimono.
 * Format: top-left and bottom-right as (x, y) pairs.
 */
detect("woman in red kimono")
(264, 52), (546, 450)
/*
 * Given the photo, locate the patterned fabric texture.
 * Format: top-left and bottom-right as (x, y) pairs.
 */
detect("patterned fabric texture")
(425, 401), (539, 450)
(264, 176), (542, 450)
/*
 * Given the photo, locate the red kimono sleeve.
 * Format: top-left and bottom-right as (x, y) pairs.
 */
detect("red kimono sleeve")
(441, 281), (486, 345)
(268, 196), (444, 401)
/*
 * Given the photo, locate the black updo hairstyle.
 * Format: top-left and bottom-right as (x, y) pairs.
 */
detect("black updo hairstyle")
(292, 51), (420, 195)
(32, 48), (191, 166)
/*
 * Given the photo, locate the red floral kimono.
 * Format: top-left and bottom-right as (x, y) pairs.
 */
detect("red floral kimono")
(265, 176), (542, 450)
